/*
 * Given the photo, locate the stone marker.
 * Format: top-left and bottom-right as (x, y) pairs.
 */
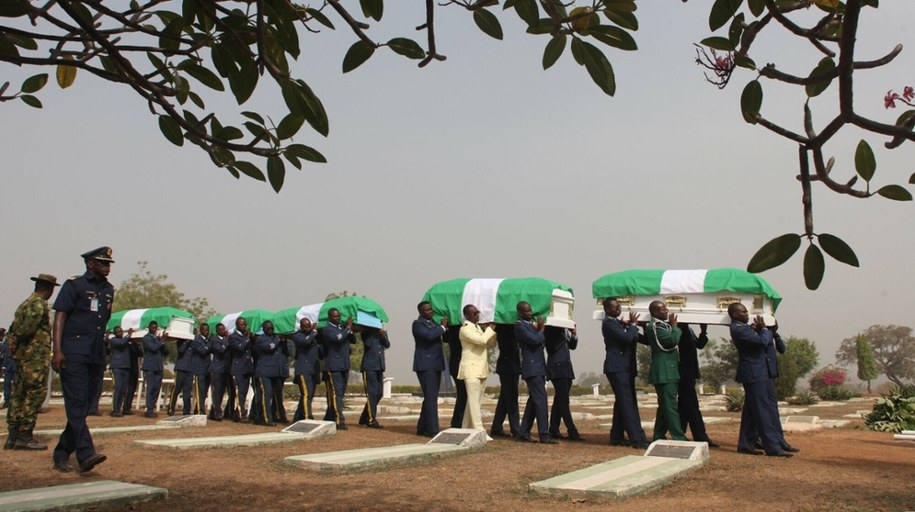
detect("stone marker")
(158, 414), (207, 427)
(282, 420), (336, 439)
(529, 455), (703, 499)
(428, 428), (487, 449)
(0, 480), (167, 512)
(783, 415), (819, 424)
(592, 383), (600, 397)
(382, 377), (394, 399)
(285, 443), (467, 472)
(892, 433), (915, 441)
(137, 432), (307, 450)
(644, 440), (709, 463)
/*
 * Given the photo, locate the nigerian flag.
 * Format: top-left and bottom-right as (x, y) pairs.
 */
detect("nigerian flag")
(270, 296), (389, 334)
(591, 268), (781, 311)
(107, 307), (195, 332)
(206, 309), (274, 335)
(422, 278), (573, 325)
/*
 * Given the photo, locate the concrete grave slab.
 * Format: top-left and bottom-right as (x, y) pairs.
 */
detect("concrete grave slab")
(136, 431), (311, 450)
(901, 430), (915, 435)
(428, 428), (487, 449)
(778, 407), (808, 415)
(378, 405), (411, 415)
(645, 440), (710, 463)
(33, 424), (182, 437)
(819, 420), (850, 428)
(282, 420), (336, 439)
(0, 480), (166, 512)
(285, 443), (468, 472)
(158, 414), (207, 427)
(894, 433), (915, 441)
(701, 416), (731, 425)
(810, 401), (842, 407)
(529, 455), (703, 499)
(782, 415), (823, 432)
(784, 415), (819, 424)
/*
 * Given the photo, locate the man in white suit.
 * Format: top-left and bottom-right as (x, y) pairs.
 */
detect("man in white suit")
(458, 304), (497, 432)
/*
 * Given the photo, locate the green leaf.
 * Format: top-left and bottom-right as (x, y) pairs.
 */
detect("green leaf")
(747, 233), (802, 273)
(387, 38), (425, 60)
(728, 13), (745, 47)
(525, 18), (554, 35)
(571, 39), (616, 96)
(306, 8), (335, 29)
(602, 10), (638, 31)
(804, 243), (825, 290)
(0, 2), (29, 17)
(187, 91), (205, 109)
(734, 55), (756, 70)
(748, 0), (766, 17)
(542, 36), (566, 70)
(267, 156), (285, 193)
(19, 94), (41, 108)
(805, 57), (835, 97)
(473, 9), (503, 41)
(512, 0), (539, 27)
(817, 233), (859, 267)
(286, 144), (327, 163)
(56, 59), (77, 89)
(589, 25), (637, 51)
(854, 139), (876, 182)
(178, 61), (225, 91)
(241, 111), (266, 125)
(741, 80), (762, 124)
(218, 126), (244, 141)
(295, 80), (329, 138)
(21, 73), (48, 93)
(876, 185), (913, 201)
(7, 33), (36, 50)
(228, 61), (259, 105)
(233, 161), (266, 182)
(700, 36), (735, 52)
(909, 172), (915, 185)
(342, 41), (376, 73)
(158, 116), (184, 146)
(285, 152), (302, 170)
(276, 113), (305, 140)
(360, 0), (383, 22)
(709, 0), (743, 32)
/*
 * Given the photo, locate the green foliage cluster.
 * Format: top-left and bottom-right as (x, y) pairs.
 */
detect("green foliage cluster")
(787, 391), (819, 406)
(774, 336), (819, 400)
(725, 388), (744, 413)
(863, 385), (915, 433)
(699, 338), (739, 390)
(113, 261), (216, 321)
(817, 385), (859, 402)
(837, 325), (915, 387)
(855, 335), (878, 392)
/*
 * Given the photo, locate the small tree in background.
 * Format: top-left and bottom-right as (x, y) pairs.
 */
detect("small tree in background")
(775, 336), (819, 400)
(699, 338), (739, 392)
(855, 335), (879, 393)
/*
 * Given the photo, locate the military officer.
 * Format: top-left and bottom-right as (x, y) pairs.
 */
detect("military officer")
(445, 326), (466, 429)
(490, 324), (521, 439)
(411, 302), (448, 438)
(253, 321), (284, 426)
(107, 326), (133, 417)
(51, 247), (115, 474)
(291, 318), (321, 421)
(228, 317), (254, 422)
(208, 323), (229, 420)
(123, 331), (142, 415)
(6, 273), (58, 451)
(358, 326), (390, 428)
(190, 324), (211, 415)
(602, 298), (649, 448)
(321, 309), (355, 429)
(545, 326), (585, 441)
(168, 336), (193, 416)
(141, 320), (168, 417)
(515, 302), (556, 444)
(677, 323), (720, 447)
(644, 300), (687, 442)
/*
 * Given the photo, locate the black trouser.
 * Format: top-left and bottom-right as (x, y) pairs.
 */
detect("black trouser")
(549, 377), (578, 436)
(323, 371), (348, 426)
(111, 367), (131, 414)
(520, 375), (549, 439)
(491, 372), (520, 435)
(449, 373), (467, 429)
(144, 370), (162, 413)
(192, 373), (209, 415)
(678, 378), (709, 441)
(608, 371), (647, 444)
(360, 370), (383, 425)
(124, 367), (139, 412)
(415, 370), (441, 436)
(272, 377), (287, 422)
(54, 356), (102, 465)
(293, 373), (320, 421)
(230, 373), (251, 420)
(210, 371), (227, 418)
(168, 370), (192, 415)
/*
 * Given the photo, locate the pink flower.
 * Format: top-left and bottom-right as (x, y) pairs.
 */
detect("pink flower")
(885, 90), (900, 109)
(904, 86), (914, 101)
(714, 54), (733, 71)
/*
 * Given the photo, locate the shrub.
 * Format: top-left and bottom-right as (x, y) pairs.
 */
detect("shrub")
(817, 385), (857, 401)
(864, 385), (915, 433)
(787, 391), (819, 406)
(808, 365), (847, 393)
(725, 389), (745, 412)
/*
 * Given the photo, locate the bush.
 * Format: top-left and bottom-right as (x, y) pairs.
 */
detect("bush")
(725, 389), (745, 412)
(808, 365), (847, 394)
(864, 385), (915, 433)
(817, 385), (858, 401)
(787, 391), (819, 406)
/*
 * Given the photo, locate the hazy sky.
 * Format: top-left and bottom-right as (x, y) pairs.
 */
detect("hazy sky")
(1, 2), (912, 384)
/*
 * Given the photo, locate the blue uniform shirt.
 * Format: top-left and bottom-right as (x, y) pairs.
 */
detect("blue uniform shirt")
(52, 271), (114, 363)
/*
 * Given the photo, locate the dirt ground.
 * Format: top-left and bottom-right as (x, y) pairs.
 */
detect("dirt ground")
(2, 396), (913, 512)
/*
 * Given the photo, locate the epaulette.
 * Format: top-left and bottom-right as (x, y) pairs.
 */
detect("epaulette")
(68, 275), (80, 281)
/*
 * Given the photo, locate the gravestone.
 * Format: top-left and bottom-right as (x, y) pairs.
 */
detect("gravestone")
(383, 377), (394, 399)
(285, 444), (467, 472)
(428, 428), (487, 449)
(0, 480), (166, 512)
(783, 415), (819, 424)
(592, 383), (600, 397)
(158, 414), (207, 427)
(644, 440), (709, 463)
(529, 455), (703, 499)
(282, 420), (336, 439)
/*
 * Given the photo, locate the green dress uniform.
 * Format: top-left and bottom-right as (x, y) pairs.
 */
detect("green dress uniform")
(6, 292), (52, 449)
(644, 318), (687, 441)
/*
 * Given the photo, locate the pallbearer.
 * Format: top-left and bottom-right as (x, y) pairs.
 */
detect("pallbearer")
(358, 326), (390, 428)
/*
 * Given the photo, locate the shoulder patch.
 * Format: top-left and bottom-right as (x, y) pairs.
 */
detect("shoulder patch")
(68, 275), (80, 281)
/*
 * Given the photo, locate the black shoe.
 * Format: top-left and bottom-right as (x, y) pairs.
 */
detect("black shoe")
(549, 432), (567, 440)
(609, 439), (629, 447)
(489, 430), (511, 438)
(368, 422), (383, 429)
(515, 434), (535, 443)
(359, 419), (369, 426)
(110, 412), (123, 418)
(88, 411), (102, 417)
(782, 444), (800, 453)
(337, 424), (348, 430)
(144, 411), (158, 418)
(632, 441), (651, 450)
(754, 440), (764, 450)
(766, 451), (793, 458)
(705, 439), (721, 448)
(78, 453), (107, 474)
(567, 433), (587, 442)
(540, 437), (560, 445)
(54, 459), (74, 473)
(417, 431), (435, 438)
(122, 410), (135, 416)
(265, 422), (277, 427)
(738, 447), (764, 456)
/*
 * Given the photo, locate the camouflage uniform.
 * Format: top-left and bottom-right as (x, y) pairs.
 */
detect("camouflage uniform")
(6, 293), (52, 436)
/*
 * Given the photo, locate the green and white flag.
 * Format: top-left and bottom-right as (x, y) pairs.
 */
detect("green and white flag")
(422, 277), (574, 326)
(206, 309), (274, 335)
(591, 268), (781, 310)
(107, 307), (196, 339)
(270, 296), (389, 334)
